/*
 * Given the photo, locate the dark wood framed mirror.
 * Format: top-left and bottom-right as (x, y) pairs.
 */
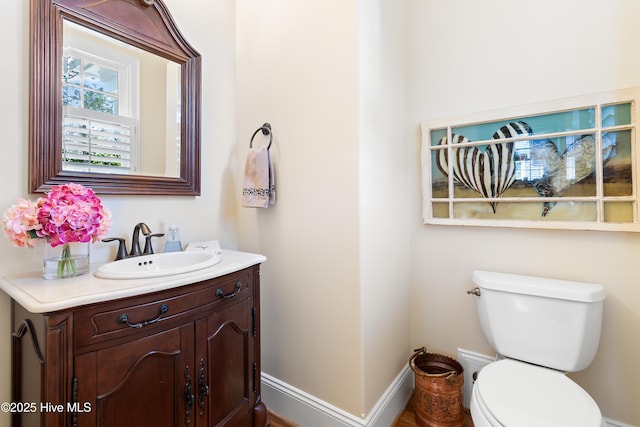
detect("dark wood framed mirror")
(30, 0), (201, 195)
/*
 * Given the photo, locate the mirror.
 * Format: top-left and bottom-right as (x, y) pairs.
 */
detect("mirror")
(30, 0), (201, 195)
(62, 21), (183, 178)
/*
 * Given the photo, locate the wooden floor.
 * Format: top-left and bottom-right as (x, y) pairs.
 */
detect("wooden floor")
(266, 410), (301, 427)
(392, 395), (474, 427)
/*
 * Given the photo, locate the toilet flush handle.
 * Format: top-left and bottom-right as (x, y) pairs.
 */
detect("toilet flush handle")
(466, 287), (481, 296)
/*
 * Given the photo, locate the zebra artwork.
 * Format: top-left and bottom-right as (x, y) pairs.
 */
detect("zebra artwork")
(435, 121), (615, 216)
(435, 121), (530, 213)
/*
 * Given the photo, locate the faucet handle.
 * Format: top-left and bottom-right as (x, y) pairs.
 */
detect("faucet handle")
(102, 237), (128, 261)
(143, 233), (165, 254)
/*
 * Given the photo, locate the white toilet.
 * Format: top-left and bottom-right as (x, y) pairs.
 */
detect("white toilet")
(468, 270), (606, 427)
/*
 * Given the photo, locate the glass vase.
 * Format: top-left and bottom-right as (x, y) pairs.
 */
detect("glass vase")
(43, 241), (90, 280)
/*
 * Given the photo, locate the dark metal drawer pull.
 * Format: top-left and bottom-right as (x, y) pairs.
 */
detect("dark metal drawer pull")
(117, 304), (169, 328)
(198, 359), (208, 416)
(184, 366), (194, 425)
(216, 282), (243, 299)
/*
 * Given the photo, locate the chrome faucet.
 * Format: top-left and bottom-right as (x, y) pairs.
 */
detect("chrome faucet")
(102, 223), (165, 261)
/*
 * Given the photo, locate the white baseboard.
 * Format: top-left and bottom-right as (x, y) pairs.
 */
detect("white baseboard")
(456, 348), (495, 408)
(261, 364), (413, 427)
(262, 356), (636, 427)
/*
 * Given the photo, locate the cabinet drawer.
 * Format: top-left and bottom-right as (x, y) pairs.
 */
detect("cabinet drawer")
(74, 269), (252, 348)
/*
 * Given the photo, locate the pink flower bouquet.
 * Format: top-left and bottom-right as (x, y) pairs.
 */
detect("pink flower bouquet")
(3, 183), (111, 277)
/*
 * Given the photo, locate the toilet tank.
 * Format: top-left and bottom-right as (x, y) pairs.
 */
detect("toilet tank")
(472, 270), (605, 372)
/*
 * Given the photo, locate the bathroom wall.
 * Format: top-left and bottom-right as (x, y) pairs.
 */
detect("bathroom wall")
(0, 1), (239, 425)
(236, 0), (411, 418)
(407, 1), (640, 425)
(236, 0), (362, 414)
(358, 0), (411, 416)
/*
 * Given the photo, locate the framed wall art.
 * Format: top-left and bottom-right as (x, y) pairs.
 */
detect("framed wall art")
(421, 87), (640, 231)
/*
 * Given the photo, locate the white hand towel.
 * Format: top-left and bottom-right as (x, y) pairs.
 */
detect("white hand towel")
(242, 147), (275, 208)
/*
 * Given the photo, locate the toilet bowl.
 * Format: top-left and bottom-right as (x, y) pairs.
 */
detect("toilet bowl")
(470, 359), (602, 427)
(468, 270), (606, 427)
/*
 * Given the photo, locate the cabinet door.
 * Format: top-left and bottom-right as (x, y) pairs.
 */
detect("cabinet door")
(74, 324), (195, 427)
(197, 296), (254, 427)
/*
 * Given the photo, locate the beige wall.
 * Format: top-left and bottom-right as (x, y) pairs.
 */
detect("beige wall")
(236, 0), (411, 418)
(407, 1), (640, 425)
(235, 0), (363, 416)
(139, 53), (168, 175)
(358, 0), (411, 415)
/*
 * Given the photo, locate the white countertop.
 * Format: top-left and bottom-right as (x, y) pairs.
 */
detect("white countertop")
(0, 250), (266, 314)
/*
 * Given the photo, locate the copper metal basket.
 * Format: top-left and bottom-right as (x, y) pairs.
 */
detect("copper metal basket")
(409, 347), (464, 427)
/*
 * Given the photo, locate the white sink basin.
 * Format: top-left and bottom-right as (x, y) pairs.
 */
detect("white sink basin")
(95, 251), (221, 280)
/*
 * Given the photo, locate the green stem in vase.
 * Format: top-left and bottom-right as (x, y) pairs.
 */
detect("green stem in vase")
(57, 243), (77, 278)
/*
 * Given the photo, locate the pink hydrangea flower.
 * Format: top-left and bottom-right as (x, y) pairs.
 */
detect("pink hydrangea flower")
(37, 183), (110, 247)
(94, 205), (112, 243)
(2, 183), (111, 248)
(2, 198), (42, 248)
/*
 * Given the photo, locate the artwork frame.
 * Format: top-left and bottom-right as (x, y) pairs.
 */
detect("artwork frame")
(421, 87), (640, 232)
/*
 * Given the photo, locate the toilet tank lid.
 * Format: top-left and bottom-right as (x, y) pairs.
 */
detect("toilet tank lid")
(472, 270), (605, 302)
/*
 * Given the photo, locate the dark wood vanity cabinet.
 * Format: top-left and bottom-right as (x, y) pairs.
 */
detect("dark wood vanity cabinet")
(12, 265), (267, 427)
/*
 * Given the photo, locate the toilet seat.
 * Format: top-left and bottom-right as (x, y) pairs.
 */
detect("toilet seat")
(473, 359), (602, 427)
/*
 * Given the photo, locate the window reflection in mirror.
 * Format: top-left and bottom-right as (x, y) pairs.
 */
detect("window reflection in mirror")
(62, 21), (181, 178)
